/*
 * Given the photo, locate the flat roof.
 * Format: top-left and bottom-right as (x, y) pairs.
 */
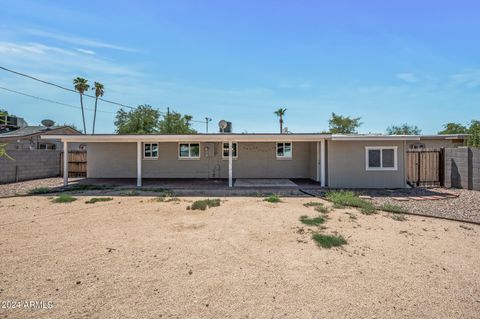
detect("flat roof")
(41, 133), (468, 143)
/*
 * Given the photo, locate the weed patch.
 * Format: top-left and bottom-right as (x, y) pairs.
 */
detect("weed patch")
(326, 191), (376, 215)
(303, 202), (323, 207)
(391, 214), (407, 221)
(299, 215), (327, 226)
(28, 187), (54, 195)
(85, 197), (113, 204)
(264, 195), (281, 203)
(314, 205), (331, 214)
(52, 194), (77, 203)
(190, 199), (221, 210)
(378, 204), (407, 214)
(312, 233), (347, 248)
(120, 190), (139, 196)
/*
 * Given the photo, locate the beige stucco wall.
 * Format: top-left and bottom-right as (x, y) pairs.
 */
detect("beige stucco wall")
(327, 140), (406, 188)
(87, 142), (320, 179)
(407, 139), (464, 149)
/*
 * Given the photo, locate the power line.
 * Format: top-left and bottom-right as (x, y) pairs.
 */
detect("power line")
(0, 86), (116, 114)
(0, 65), (135, 109)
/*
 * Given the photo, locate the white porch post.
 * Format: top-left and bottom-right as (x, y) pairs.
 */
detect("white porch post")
(63, 141), (68, 186)
(320, 139), (326, 187)
(316, 142), (320, 182)
(137, 141), (142, 187)
(228, 141), (233, 187)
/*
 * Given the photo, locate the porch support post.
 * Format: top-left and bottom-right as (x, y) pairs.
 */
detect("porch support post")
(320, 139), (326, 187)
(137, 141), (142, 187)
(316, 142), (320, 182)
(228, 141), (233, 188)
(63, 141), (68, 187)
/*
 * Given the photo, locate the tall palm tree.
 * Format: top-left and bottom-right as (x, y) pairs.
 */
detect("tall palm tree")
(73, 77), (90, 134)
(274, 108), (287, 134)
(91, 82), (104, 134)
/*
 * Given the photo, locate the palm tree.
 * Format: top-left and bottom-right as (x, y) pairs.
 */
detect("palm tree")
(91, 82), (104, 134)
(73, 77), (90, 134)
(274, 108), (287, 134)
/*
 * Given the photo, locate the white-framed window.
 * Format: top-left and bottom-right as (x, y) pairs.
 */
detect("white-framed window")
(222, 142), (238, 159)
(179, 143), (200, 159)
(365, 146), (398, 171)
(144, 143), (158, 159)
(276, 142), (292, 159)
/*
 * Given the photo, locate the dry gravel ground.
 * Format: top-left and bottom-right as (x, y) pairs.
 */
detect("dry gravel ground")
(0, 178), (69, 198)
(0, 196), (479, 319)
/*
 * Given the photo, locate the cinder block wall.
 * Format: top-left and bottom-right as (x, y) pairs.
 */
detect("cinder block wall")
(0, 150), (61, 184)
(444, 147), (480, 190)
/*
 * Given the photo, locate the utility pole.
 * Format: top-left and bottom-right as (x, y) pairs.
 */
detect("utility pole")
(205, 117), (212, 133)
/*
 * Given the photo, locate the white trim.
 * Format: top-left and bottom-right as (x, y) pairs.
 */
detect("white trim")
(222, 142), (238, 160)
(136, 141), (142, 187)
(276, 142), (293, 160)
(320, 139), (326, 187)
(143, 143), (159, 160)
(178, 142), (201, 160)
(365, 146), (398, 171)
(228, 141), (233, 188)
(316, 142), (320, 182)
(332, 135), (420, 141)
(63, 141), (68, 186)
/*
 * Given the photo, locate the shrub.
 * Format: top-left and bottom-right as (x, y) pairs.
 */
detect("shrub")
(299, 215), (327, 226)
(28, 187), (54, 195)
(326, 191), (376, 215)
(190, 199), (221, 210)
(85, 197), (113, 204)
(52, 194), (77, 203)
(378, 204), (407, 214)
(264, 195), (281, 203)
(312, 233), (347, 248)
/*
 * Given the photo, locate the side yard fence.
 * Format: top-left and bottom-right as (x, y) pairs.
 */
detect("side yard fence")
(0, 150), (61, 184)
(444, 147), (480, 191)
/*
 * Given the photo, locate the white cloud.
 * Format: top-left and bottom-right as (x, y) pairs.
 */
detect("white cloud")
(76, 48), (96, 55)
(25, 28), (139, 53)
(395, 73), (418, 83)
(449, 70), (480, 88)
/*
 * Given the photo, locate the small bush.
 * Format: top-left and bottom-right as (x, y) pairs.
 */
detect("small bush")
(299, 215), (327, 226)
(303, 202), (323, 207)
(264, 195), (281, 203)
(191, 199), (221, 210)
(326, 191), (376, 215)
(314, 205), (331, 214)
(52, 194), (77, 203)
(378, 204), (407, 214)
(312, 233), (347, 248)
(85, 197), (113, 204)
(391, 214), (407, 222)
(28, 187), (54, 195)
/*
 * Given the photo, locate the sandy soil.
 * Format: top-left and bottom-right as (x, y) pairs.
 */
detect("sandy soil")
(0, 196), (479, 318)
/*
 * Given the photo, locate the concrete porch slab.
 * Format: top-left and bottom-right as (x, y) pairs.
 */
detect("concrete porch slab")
(234, 179), (297, 188)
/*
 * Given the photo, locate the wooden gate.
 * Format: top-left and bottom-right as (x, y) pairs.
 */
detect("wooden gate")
(60, 150), (87, 177)
(407, 149), (444, 187)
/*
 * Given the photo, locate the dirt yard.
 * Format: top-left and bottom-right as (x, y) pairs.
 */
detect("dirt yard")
(0, 195), (479, 318)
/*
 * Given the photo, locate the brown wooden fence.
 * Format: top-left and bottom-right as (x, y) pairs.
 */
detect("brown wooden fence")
(407, 149), (444, 187)
(60, 150), (87, 177)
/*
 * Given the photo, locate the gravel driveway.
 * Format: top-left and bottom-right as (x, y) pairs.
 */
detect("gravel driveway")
(0, 178), (65, 198)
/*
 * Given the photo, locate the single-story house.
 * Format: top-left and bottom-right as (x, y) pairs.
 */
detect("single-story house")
(42, 133), (467, 188)
(1, 125), (82, 150)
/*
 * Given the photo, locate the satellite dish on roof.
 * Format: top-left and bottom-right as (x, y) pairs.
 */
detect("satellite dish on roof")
(41, 119), (55, 128)
(218, 120), (228, 132)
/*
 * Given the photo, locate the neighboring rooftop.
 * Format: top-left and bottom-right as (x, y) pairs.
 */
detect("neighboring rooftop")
(0, 126), (80, 139)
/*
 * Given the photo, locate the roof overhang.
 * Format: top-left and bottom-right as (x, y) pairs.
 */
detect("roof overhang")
(40, 133), (331, 143)
(330, 134), (420, 141)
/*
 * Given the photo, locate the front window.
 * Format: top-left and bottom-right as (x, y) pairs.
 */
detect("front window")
(276, 142), (292, 159)
(366, 147), (397, 170)
(144, 143), (158, 159)
(222, 142), (238, 159)
(179, 143), (200, 159)
(38, 143), (56, 150)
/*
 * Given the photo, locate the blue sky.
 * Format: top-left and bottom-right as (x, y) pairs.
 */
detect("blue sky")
(0, 0), (479, 134)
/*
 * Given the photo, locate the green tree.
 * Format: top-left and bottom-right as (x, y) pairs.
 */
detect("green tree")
(115, 105), (161, 134)
(328, 113), (362, 134)
(73, 77), (90, 134)
(91, 82), (105, 134)
(386, 123), (421, 135)
(158, 111), (197, 134)
(466, 120), (480, 147)
(438, 123), (468, 134)
(274, 108), (287, 133)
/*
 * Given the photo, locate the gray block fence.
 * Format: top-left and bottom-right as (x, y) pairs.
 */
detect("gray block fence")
(444, 147), (480, 190)
(0, 150), (61, 184)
